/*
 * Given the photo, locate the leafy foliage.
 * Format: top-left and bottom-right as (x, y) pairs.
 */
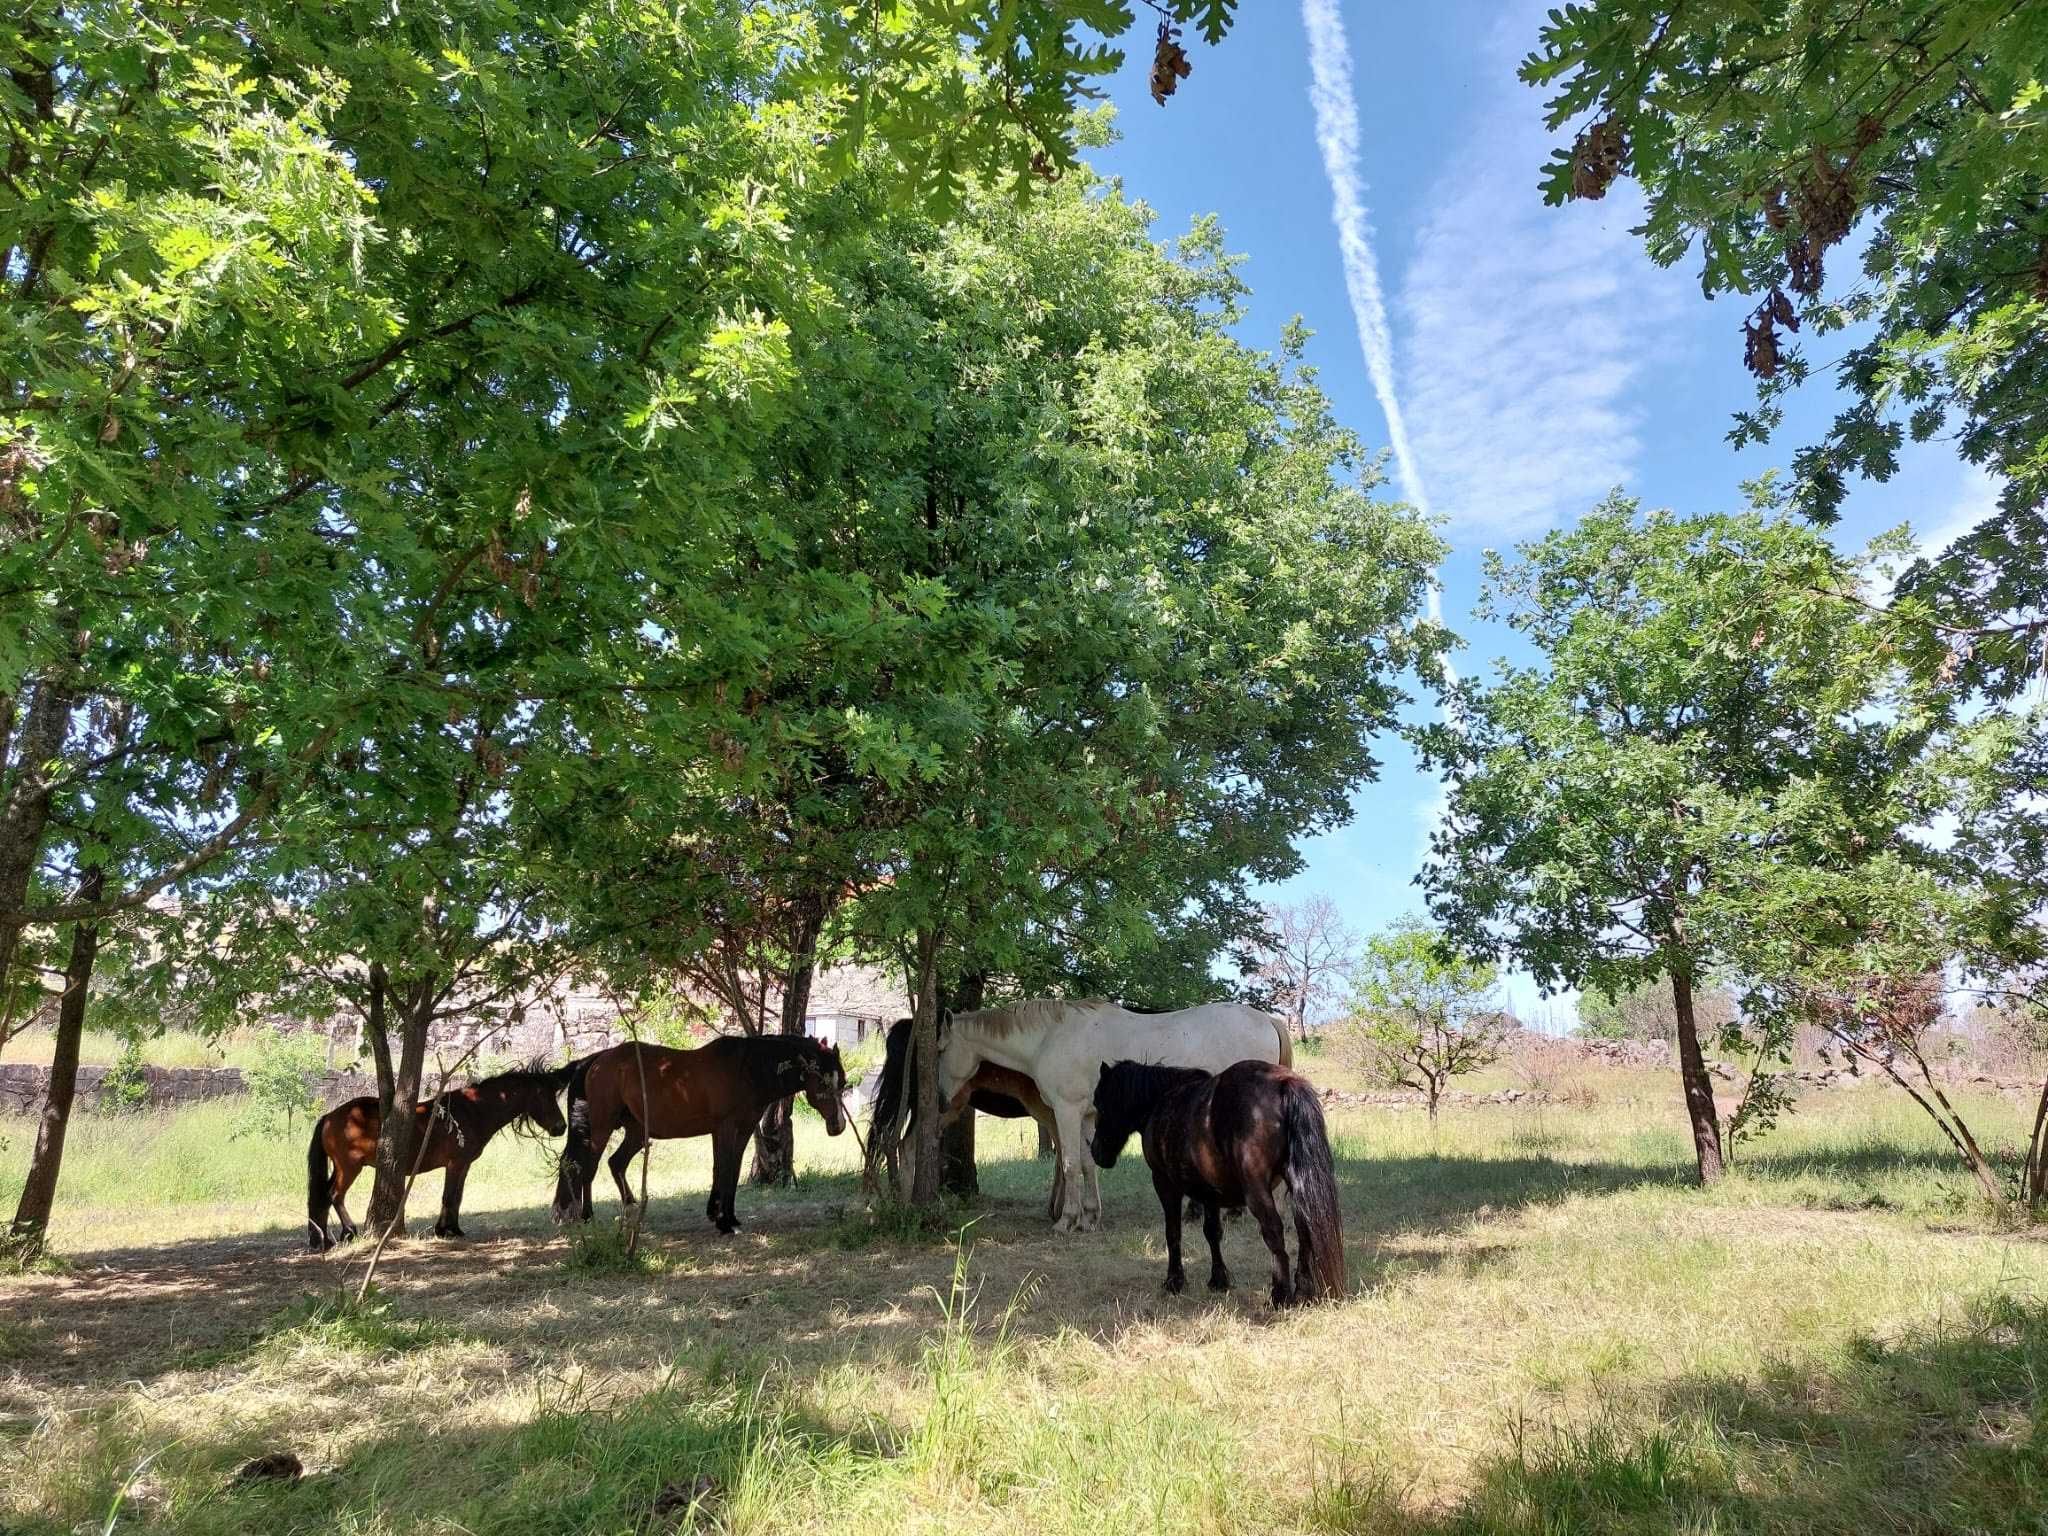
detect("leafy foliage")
(95, 1037), (151, 1116)
(1521, 1), (2048, 694)
(1421, 494), (1927, 1177)
(236, 1032), (325, 1142)
(1334, 918), (1505, 1120)
(1578, 976), (1737, 1043)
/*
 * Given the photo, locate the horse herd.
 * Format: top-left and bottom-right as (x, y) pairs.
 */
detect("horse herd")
(304, 999), (1348, 1307)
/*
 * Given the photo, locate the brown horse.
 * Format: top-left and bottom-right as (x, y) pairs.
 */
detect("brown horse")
(305, 1061), (572, 1250)
(1089, 1058), (1347, 1307)
(551, 1034), (847, 1233)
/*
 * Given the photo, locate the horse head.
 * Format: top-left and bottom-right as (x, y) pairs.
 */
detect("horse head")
(525, 1065), (571, 1137)
(1088, 1061), (1145, 1169)
(798, 1037), (849, 1135)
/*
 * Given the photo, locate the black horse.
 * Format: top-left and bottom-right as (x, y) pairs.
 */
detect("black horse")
(1090, 1058), (1347, 1307)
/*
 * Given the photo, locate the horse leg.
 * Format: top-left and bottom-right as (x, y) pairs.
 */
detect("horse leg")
(609, 1115), (646, 1207)
(1050, 1101), (1093, 1232)
(1082, 1131), (1104, 1228)
(1078, 1106), (1106, 1227)
(1246, 1183), (1294, 1307)
(709, 1121), (746, 1235)
(1203, 1201), (1231, 1292)
(434, 1162), (470, 1239)
(332, 1164), (362, 1243)
(1153, 1172), (1186, 1294)
(1038, 1111), (1064, 1221)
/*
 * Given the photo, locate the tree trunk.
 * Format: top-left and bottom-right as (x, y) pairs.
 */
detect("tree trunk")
(8, 868), (103, 1252)
(1672, 967), (1724, 1184)
(2026, 1076), (2048, 1207)
(753, 898), (826, 1186)
(0, 675), (76, 1033)
(908, 930), (944, 1208)
(939, 973), (985, 1198)
(366, 973), (433, 1234)
(366, 962), (394, 1108)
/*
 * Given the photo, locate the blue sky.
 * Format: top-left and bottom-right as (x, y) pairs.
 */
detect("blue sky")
(1086, 0), (1999, 1022)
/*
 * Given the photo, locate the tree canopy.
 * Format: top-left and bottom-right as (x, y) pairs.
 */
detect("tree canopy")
(1421, 494), (1926, 1181)
(1522, 0), (2048, 694)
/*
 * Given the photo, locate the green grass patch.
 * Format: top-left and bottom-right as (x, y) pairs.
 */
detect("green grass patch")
(557, 1219), (675, 1276)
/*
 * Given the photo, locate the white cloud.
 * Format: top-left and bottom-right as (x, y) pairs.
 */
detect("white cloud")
(1397, 15), (1686, 541)
(1914, 463), (2002, 565)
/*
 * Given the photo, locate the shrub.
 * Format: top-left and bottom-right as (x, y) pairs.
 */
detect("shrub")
(238, 1031), (326, 1140)
(96, 1038), (152, 1115)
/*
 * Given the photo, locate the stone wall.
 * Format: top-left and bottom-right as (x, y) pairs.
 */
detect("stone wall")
(0, 1064), (378, 1116)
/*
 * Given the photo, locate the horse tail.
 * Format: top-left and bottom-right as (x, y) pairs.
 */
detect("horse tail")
(305, 1109), (332, 1247)
(1272, 1010), (1295, 1068)
(1278, 1074), (1346, 1299)
(871, 1018), (913, 1146)
(551, 1053), (596, 1223)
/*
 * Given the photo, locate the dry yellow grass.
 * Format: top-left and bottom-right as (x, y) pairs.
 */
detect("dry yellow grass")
(1, 1073), (2045, 1533)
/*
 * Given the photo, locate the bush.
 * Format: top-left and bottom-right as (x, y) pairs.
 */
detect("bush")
(239, 1032), (326, 1140)
(96, 1038), (152, 1115)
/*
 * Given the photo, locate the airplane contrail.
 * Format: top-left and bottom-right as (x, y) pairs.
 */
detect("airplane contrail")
(1298, 0), (1450, 645)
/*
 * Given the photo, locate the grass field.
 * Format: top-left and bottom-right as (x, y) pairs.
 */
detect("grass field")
(1, 1070), (2045, 1533)
(0, 1028), (316, 1071)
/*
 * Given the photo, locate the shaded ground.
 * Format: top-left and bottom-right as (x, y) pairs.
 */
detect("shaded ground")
(0, 1139), (1674, 1398)
(4, 1085), (2047, 1534)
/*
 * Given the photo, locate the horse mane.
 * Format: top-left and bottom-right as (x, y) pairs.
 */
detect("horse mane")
(463, 1057), (571, 1094)
(1093, 1059), (1209, 1128)
(955, 997), (1114, 1039)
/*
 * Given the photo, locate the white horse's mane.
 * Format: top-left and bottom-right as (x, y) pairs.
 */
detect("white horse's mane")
(953, 997), (1114, 1040)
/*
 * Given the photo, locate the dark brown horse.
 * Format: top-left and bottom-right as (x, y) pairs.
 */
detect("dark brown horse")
(1089, 1058), (1347, 1307)
(305, 1061), (572, 1250)
(551, 1034), (847, 1233)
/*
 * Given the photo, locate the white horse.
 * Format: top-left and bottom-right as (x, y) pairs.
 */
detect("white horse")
(936, 998), (1291, 1232)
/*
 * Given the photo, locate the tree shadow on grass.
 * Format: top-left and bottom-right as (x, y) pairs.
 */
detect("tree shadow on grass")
(1333, 1288), (2048, 1536)
(10, 1363), (900, 1536)
(0, 1136), (2005, 1401)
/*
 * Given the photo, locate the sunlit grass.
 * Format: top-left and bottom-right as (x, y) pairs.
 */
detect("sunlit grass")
(2, 1072), (2045, 1534)
(0, 1026), (311, 1071)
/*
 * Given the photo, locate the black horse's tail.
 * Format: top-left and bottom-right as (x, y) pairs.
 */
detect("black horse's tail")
(551, 1054), (596, 1223)
(870, 1018), (913, 1148)
(1279, 1075), (1347, 1300)
(305, 1110), (332, 1249)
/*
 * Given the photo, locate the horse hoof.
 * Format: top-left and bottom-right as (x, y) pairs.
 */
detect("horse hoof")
(337, 1229), (359, 1245)
(1208, 1273), (1231, 1293)
(1164, 1274), (1186, 1295)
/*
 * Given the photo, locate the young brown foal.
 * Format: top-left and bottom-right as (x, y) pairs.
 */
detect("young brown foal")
(306, 1062), (571, 1250)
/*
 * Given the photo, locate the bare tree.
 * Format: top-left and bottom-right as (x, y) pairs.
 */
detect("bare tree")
(1802, 971), (2004, 1205)
(1239, 896), (1360, 1044)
